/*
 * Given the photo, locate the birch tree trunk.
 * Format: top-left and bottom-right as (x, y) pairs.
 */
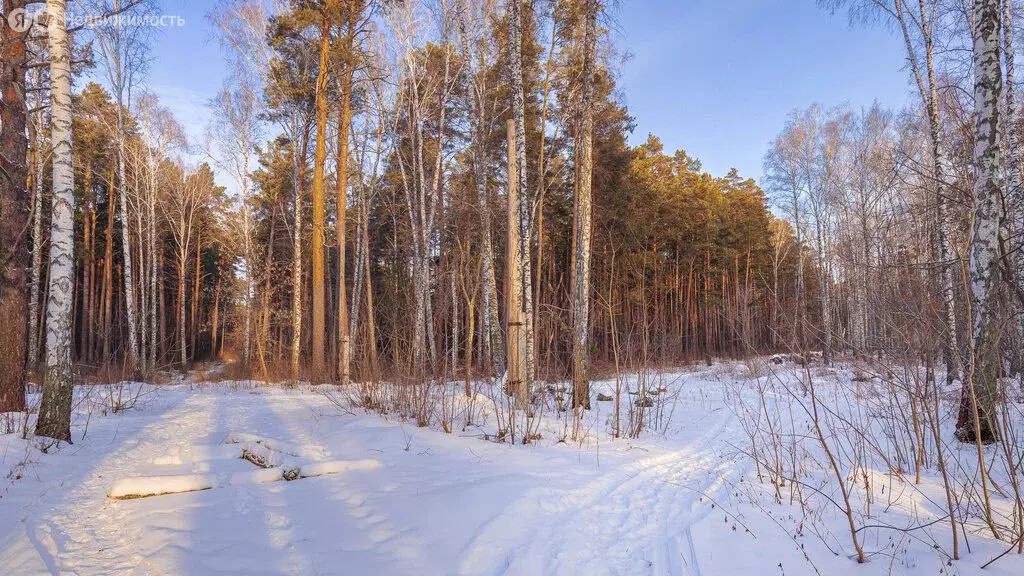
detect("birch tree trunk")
(178, 252), (188, 368)
(361, 180), (378, 379)
(508, 0), (535, 384)
(337, 63), (353, 386)
(36, 0), (76, 441)
(236, 185), (252, 373)
(291, 115), (305, 384)
(891, 0), (963, 382)
(534, 12), (558, 375)
(1003, 0), (1024, 374)
(103, 1), (141, 376)
(571, 0), (597, 410)
(212, 261), (221, 358)
(27, 108), (46, 374)
(960, 0), (1004, 444)
(398, 81), (427, 374)
(506, 120), (527, 399)
(148, 155), (158, 371)
(336, 3), (361, 385)
(455, 0), (504, 379)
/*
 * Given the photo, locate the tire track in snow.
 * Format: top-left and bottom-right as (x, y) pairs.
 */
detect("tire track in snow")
(457, 406), (746, 576)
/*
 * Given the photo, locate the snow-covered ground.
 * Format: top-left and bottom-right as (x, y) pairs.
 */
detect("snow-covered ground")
(1, 361), (1021, 575)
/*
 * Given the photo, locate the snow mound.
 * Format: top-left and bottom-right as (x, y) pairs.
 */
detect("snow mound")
(108, 473), (217, 499)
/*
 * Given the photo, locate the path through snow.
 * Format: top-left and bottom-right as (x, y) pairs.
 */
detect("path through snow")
(4, 366), (1014, 575)
(456, 406), (743, 576)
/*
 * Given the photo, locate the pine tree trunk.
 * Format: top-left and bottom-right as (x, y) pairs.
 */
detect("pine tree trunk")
(189, 231), (199, 361)
(0, 0), (29, 412)
(36, 0), (76, 441)
(212, 264), (221, 359)
(310, 14), (330, 381)
(102, 166), (115, 364)
(158, 249), (166, 361)
(81, 161), (93, 363)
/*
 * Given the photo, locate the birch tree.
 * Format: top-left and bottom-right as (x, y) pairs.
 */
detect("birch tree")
(823, 0), (963, 381)
(36, 0), (76, 441)
(27, 99), (48, 373)
(961, 0), (1004, 443)
(335, 0), (367, 386)
(209, 0), (309, 382)
(207, 79), (260, 373)
(162, 163), (214, 370)
(507, 0), (535, 385)
(1002, 0), (1024, 372)
(90, 0), (151, 376)
(571, 0), (597, 409)
(765, 120), (809, 353)
(455, 0), (505, 380)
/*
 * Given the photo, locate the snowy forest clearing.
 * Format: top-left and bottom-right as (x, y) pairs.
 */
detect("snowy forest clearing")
(1, 360), (1022, 575)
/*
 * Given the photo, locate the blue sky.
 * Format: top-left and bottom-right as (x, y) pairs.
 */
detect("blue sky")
(139, 0), (913, 185)
(616, 0), (913, 181)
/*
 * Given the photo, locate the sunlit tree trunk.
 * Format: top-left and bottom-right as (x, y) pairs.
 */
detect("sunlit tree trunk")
(508, 0), (535, 384)
(0, 0), (30, 412)
(36, 0), (76, 441)
(572, 0), (597, 410)
(336, 56), (353, 386)
(212, 260), (221, 359)
(102, 166), (116, 363)
(291, 115), (306, 384)
(506, 120), (526, 398)
(310, 14), (331, 381)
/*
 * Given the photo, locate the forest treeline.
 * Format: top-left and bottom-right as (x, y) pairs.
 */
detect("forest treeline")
(0, 0), (1021, 447)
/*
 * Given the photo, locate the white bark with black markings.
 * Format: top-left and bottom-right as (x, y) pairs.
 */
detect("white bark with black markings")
(36, 0), (76, 442)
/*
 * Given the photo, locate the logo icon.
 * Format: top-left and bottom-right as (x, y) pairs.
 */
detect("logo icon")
(6, 8), (36, 33)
